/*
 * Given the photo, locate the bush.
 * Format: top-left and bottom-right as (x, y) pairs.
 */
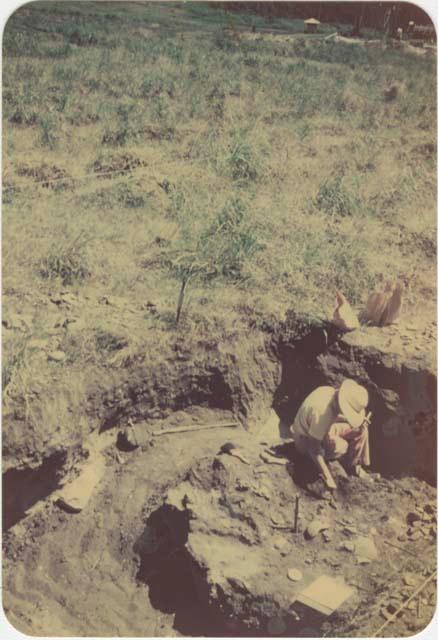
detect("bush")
(39, 113), (60, 149)
(314, 176), (360, 217)
(39, 233), (91, 285)
(223, 127), (269, 183)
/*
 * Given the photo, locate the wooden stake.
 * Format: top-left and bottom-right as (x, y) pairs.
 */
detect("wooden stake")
(383, 539), (417, 557)
(372, 570), (436, 636)
(152, 421), (239, 436)
(294, 496), (300, 533)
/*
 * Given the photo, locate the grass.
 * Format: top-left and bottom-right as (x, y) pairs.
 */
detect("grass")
(2, 1), (437, 380)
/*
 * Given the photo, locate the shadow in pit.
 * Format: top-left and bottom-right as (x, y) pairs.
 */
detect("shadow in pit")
(271, 441), (321, 489)
(2, 450), (67, 530)
(134, 505), (335, 637)
(134, 505), (230, 636)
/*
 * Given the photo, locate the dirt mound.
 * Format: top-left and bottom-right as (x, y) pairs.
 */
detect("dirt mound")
(91, 153), (147, 178)
(141, 441), (436, 636)
(16, 163), (71, 189)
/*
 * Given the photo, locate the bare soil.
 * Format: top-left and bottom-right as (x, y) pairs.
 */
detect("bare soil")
(2, 404), (436, 637)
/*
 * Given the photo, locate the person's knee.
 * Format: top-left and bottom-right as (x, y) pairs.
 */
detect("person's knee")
(325, 436), (348, 460)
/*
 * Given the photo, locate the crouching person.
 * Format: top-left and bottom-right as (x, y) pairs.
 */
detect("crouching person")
(292, 379), (371, 490)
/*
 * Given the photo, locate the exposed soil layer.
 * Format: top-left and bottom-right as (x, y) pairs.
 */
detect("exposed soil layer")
(154, 443), (437, 636)
(2, 312), (437, 636)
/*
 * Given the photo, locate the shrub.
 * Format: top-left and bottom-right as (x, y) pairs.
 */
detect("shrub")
(224, 127), (269, 183)
(39, 113), (60, 149)
(314, 176), (360, 217)
(39, 233), (91, 285)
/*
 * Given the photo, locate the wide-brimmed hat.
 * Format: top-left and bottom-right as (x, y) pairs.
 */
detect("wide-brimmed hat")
(338, 379), (368, 429)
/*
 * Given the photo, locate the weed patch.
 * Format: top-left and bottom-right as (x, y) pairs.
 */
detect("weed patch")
(39, 233), (91, 286)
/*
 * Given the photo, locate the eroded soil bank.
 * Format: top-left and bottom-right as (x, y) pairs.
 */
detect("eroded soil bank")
(2, 312), (437, 636)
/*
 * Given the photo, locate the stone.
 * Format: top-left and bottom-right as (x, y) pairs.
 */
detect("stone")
(406, 511), (422, 526)
(343, 526), (358, 535)
(424, 503), (436, 515)
(306, 520), (330, 539)
(287, 568), (303, 582)
(356, 556), (371, 565)
(403, 573), (417, 586)
(56, 455), (106, 513)
(322, 530), (332, 542)
(273, 537), (289, 552)
(354, 536), (378, 561)
(47, 350), (66, 362)
(61, 292), (78, 305)
(408, 530), (421, 541)
(340, 541), (355, 552)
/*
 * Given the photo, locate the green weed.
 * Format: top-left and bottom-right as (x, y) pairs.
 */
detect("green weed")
(313, 175), (361, 217)
(39, 232), (91, 285)
(38, 112), (60, 149)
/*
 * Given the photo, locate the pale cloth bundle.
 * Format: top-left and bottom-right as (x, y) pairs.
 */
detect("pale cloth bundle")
(360, 281), (404, 326)
(332, 291), (360, 331)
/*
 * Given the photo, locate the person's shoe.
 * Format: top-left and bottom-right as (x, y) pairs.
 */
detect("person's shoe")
(357, 466), (370, 479)
(350, 464), (370, 479)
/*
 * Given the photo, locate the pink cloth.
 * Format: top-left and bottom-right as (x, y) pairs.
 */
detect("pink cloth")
(324, 421), (370, 467)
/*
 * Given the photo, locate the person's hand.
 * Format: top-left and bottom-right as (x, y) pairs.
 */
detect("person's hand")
(324, 475), (337, 491)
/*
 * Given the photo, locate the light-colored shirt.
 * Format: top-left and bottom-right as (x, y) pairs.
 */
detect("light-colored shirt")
(292, 386), (338, 442)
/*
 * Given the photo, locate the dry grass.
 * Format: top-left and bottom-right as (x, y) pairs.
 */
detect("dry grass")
(2, 1), (437, 388)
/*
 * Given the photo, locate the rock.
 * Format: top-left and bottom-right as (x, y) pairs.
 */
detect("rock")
(27, 339), (49, 351)
(424, 503), (436, 515)
(287, 568), (303, 582)
(381, 607), (393, 620)
(354, 536), (378, 560)
(56, 455), (106, 513)
(343, 526), (358, 535)
(273, 537), (289, 552)
(305, 519), (330, 539)
(47, 350), (66, 362)
(408, 530), (422, 541)
(407, 511), (422, 526)
(341, 541), (355, 552)
(252, 484), (271, 500)
(403, 573), (417, 586)
(60, 292), (78, 306)
(322, 530), (332, 542)
(227, 577), (249, 593)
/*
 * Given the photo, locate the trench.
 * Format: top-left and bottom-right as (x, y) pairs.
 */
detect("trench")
(129, 319), (437, 636)
(133, 505), (328, 637)
(133, 505), (231, 636)
(2, 315), (436, 635)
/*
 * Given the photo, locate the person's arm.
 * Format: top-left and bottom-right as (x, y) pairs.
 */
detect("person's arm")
(312, 452), (337, 490)
(305, 432), (337, 490)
